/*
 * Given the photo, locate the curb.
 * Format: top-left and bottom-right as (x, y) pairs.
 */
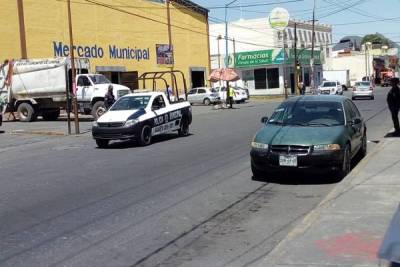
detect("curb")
(262, 139), (389, 266)
(10, 130), (67, 136)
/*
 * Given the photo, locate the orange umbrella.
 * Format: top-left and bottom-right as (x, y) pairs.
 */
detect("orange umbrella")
(209, 68), (240, 82)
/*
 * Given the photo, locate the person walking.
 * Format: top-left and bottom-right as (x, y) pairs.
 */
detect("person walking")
(165, 84), (174, 102)
(104, 85), (116, 110)
(387, 77), (400, 137)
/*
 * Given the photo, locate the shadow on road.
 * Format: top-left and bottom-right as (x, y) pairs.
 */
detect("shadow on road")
(252, 172), (341, 185)
(0, 130), (4, 134)
(96, 133), (194, 149)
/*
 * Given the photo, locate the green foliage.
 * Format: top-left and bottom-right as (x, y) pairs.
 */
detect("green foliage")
(362, 34), (390, 47)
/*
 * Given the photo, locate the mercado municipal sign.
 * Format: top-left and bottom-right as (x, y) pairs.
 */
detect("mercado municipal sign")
(53, 41), (150, 61)
(234, 49), (322, 68)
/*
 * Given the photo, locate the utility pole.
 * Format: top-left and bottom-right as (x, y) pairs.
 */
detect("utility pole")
(17, 0), (27, 59)
(217, 35), (221, 69)
(233, 38), (236, 67)
(67, 0), (80, 134)
(166, 0), (175, 93)
(224, 0), (238, 106)
(293, 22), (298, 95)
(310, 0), (316, 94)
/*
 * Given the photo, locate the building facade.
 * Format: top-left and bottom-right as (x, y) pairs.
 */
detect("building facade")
(1, 0), (210, 91)
(209, 18), (332, 95)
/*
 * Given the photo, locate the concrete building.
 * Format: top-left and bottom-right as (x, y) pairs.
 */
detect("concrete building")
(1, 0), (211, 91)
(209, 18), (332, 95)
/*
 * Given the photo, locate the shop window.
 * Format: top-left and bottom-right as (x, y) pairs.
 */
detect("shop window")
(254, 68), (267, 90)
(267, 68), (279, 89)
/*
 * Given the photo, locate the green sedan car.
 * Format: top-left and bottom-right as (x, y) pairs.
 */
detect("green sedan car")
(250, 95), (367, 179)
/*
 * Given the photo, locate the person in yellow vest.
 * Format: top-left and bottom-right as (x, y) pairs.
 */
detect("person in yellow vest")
(227, 85), (236, 109)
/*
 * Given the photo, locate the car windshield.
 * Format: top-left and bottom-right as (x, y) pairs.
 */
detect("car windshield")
(355, 82), (370, 87)
(268, 100), (345, 126)
(110, 96), (151, 111)
(322, 82), (336, 87)
(89, 75), (111, 84)
(210, 88), (217, 93)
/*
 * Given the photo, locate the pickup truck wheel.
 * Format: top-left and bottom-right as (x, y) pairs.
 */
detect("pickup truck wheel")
(203, 98), (211, 105)
(92, 101), (106, 119)
(42, 109), (60, 121)
(17, 103), (36, 122)
(96, 139), (109, 148)
(178, 119), (189, 137)
(139, 125), (152, 146)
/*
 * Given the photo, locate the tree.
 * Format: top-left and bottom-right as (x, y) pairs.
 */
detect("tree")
(361, 34), (391, 47)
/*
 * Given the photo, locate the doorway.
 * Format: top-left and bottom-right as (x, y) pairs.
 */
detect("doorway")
(254, 68), (267, 89)
(190, 68), (206, 88)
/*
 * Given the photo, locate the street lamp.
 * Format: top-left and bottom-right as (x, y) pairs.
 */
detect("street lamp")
(365, 41), (372, 78)
(217, 35), (222, 69)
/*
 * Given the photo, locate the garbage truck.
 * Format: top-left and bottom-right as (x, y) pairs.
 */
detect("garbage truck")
(0, 58), (130, 122)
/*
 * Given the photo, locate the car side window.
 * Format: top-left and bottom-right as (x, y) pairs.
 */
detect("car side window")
(152, 96), (166, 110)
(349, 101), (361, 118)
(79, 76), (91, 86)
(198, 89), (206, 94)
(344, 100), (356, 123)
(188, 89), (197, 95)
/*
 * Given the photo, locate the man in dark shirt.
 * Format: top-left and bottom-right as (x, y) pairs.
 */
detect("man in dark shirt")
(387, 78), (400, 136)
(104, 85), (116, 109)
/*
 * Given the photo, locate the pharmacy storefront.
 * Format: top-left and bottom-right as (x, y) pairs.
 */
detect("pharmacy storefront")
(231, 49), (323, 95)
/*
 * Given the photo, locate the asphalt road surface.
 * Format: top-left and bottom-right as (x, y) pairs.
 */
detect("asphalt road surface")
(0, 87), (393, 267)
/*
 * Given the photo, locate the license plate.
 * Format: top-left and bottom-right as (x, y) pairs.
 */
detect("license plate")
(279, 155), (298, 167)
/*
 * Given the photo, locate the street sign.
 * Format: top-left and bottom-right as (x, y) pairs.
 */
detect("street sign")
(269, 7), (290, 30)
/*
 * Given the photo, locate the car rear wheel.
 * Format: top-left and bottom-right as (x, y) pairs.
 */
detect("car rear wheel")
(96, 139), (109, 148)
(139, 125), (152, 146)
(178, 118), (189, 137)
(371, 96), (375, 100)
(17, 103), (36, 122)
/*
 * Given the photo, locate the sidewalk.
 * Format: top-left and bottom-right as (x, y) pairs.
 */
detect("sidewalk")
(262, 135), (400, 266)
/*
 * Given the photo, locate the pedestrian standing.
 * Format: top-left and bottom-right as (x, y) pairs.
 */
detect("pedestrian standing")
(165, 84), (173, 101)
(387, 77), (400, 137)
(300, 82), (306, 95)
(227, 86), (236, 108)
(104, 85), (116, 110)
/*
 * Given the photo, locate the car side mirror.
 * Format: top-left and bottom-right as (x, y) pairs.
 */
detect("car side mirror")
(261, 116), (269, 124)
(352, 118), (362, 125)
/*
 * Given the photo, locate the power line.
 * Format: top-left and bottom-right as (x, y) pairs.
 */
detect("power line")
(317, 0), (368, 19)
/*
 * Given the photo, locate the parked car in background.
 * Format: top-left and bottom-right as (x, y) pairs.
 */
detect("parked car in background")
(232, 86), (250, 100)
(187, 87), (220, 105)
(352, 81), (374, 100)
(318, 81), (343, 95)
(213, 86), (246, 103)
(251, 95), (367, 180)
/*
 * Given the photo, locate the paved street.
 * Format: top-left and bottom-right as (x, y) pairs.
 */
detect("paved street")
(0, 88), (394, 267)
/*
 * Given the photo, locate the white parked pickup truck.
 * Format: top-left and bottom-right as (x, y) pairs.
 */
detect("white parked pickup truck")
(76, 74), (130, 119)
(92, 92), (192, 147)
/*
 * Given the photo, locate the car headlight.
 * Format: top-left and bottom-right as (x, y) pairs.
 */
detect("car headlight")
(251, 141), (269, 150)
(92, 121), (98, 127)
(314, 144), (341, 151)
(125, 119), (139, 127)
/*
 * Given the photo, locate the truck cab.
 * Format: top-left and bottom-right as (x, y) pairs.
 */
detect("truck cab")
(76, 74), (130, 119)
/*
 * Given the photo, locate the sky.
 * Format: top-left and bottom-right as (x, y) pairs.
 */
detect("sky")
(192, 0), (400, 43)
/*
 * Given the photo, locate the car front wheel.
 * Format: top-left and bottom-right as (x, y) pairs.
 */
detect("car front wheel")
(96, 139), (109, 148)
(336, 145), (351, 179)
(251, 163), (268, 181)
(139, 125), (152, 146)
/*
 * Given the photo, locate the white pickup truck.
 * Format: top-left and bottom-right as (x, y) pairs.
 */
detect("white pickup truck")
(76, 74), (130, 119)
(92, 92), (192, 147)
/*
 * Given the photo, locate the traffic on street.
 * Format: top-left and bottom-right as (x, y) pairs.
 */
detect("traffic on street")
(1, 0), (400, 266)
